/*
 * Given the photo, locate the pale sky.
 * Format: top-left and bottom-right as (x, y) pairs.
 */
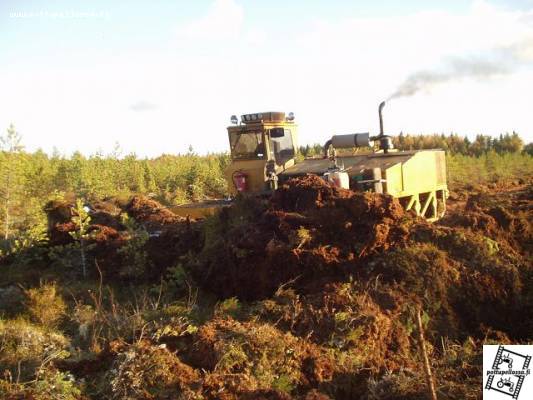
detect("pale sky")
(1, 0), (532, 156)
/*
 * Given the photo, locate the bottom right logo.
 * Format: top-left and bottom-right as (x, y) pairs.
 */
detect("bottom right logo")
(484, 345), (532, 399)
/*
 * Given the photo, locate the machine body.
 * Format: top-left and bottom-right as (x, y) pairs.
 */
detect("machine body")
(171, 103), (448, 221)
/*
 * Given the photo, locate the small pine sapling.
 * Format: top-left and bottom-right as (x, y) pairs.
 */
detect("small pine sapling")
(69, 199), (91, 278)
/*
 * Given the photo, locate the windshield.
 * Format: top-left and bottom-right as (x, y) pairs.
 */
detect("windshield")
(229, 131), (265, 159)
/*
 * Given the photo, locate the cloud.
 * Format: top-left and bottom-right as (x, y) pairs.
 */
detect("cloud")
(519, 10), (533, 25)
(502, 35), (533, 60)
(244, 28), (267, 46)
(129, 100), (157, 112)
(178, 0), (244, 40)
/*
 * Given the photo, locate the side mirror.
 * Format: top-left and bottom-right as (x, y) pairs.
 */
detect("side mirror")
(270, 128), (285, 138)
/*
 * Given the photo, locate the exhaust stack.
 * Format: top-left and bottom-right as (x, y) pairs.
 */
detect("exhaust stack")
(373, 101), (393, 154)
(379, 101), (385, 136)
(323, 100), (393, 157)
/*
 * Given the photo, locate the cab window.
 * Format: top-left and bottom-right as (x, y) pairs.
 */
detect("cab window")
(229, 131), (265, 160)
(269, 128), (295, 165)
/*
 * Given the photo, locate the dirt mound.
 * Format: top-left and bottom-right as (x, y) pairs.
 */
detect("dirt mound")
(45, 200), (76, 246)
(272, 175), (354, 211)
(254, 282), (413, 372)
(44, 196), (200, 280)
(440, 186), (532, 256)
(196, 176), (410, 300)
(196, 177), (532, 342)
(273, 175), (404, 218)
(45, 199), (124, 247)
(89, 212), (124, 232)
(144, 221), (204, 279)
(125, 195), (184, 230)
(187, 317), (339, 398)
(87, 224), (122, 243)
(274, 176), (407, 254)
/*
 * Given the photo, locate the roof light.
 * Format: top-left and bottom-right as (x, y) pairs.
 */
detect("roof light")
(230, 115), (238, 124)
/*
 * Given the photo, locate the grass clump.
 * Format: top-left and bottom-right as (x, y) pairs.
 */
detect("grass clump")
(25, 282), (67, 328)
(0, 318), (69, 381)
(107, 340), (199, 399)
(0, 369), (82, 400)
(191, 318), (334, 395)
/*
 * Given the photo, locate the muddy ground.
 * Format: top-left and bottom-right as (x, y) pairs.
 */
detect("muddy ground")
(8, 177), (532, 399)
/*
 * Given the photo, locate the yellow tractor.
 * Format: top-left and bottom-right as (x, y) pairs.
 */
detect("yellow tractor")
(171, 102), (448, 221)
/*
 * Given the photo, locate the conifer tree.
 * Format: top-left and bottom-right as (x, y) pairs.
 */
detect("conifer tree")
(0, 124), (25, 240)
(70, 199), (91, 278)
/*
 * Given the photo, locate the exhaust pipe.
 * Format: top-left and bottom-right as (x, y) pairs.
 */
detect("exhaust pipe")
(323, 100), (393, 156)
(378, 101), (385, 136)
(374, 100), (392, 154)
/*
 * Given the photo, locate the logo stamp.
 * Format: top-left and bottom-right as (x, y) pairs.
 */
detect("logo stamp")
(484, 345), (532, 399)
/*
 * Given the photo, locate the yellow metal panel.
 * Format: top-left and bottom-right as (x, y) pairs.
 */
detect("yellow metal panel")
(435, 151), (446, 186)
(225, 159), (268, 196)
(384, 163), (403, 196)
(169, 199), (231, 219)
(282, 149), (447, 200)
(402, 151), (438, 194)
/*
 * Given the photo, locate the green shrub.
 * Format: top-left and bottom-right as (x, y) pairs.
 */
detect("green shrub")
(25, 282), (67, 328)
(214, 297), (242, 319)
(0, 369), (82, 400)
(31, 369), (82, 400)
(117, 213), (150, 279)
(48, 242), (95, 272)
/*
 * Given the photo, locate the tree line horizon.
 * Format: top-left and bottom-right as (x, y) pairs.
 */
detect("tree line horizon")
(1, 124), (531, 159)
(0, 123), (531, 252)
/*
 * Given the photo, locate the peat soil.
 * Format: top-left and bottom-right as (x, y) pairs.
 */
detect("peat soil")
(33, 177), (533, 399)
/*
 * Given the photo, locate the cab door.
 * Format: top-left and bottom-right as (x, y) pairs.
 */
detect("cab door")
(268, 127), (296, 171)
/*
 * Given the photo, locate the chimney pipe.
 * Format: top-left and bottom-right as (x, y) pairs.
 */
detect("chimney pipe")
(378, 101), (385, 137)
(375, 101), (393, 153)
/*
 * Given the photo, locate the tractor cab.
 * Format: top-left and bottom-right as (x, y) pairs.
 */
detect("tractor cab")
(225, 112), (298, 195)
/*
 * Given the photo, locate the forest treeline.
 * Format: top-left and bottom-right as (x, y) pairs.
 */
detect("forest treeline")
(300, 131), (530, 157)
(0, 125), (230, 253)
(0, 124), (532, 254)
